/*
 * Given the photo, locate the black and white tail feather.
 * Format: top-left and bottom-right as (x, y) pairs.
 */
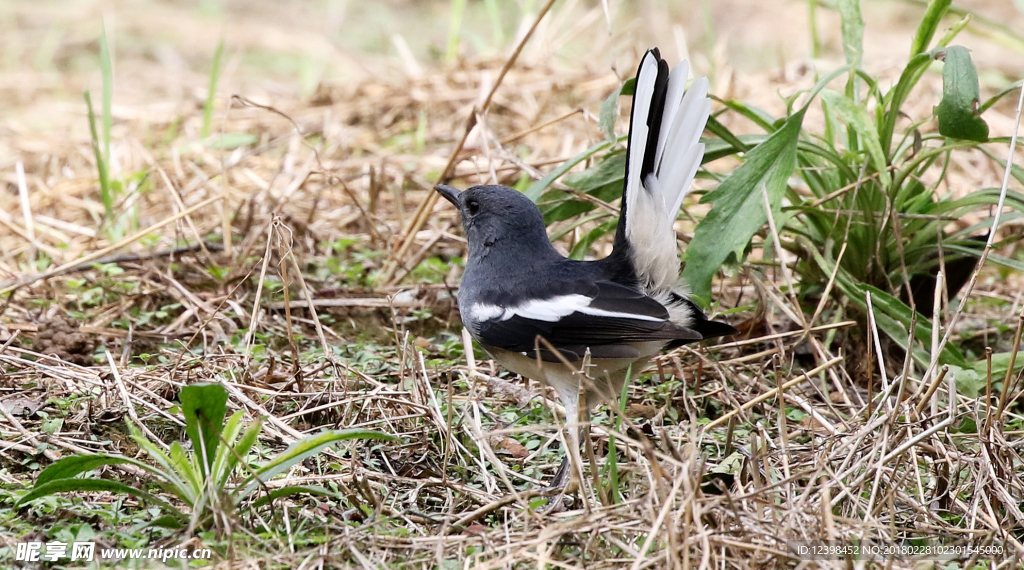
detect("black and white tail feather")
(614, 48), (711, 328)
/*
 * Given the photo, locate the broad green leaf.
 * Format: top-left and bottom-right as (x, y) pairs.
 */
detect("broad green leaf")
(238, 428), (397, 501)
(934, 46), (989, 142)
(683, 108), (806, 302)
(18, 479), (187, 523)
(910, 0), (952, 56)
(837, 0), (865, 66)
(948, 365), (985, 399)
(819, 90), (892, 189)
(180, 383), (229, 479)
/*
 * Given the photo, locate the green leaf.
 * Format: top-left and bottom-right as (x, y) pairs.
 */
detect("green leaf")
(599, 85), (621, 142)
(168, 441), (201, 499)
(568, 219), (618, 260)
(238, 428), (397, 502)
(934, 46), (989, 142)
(860, 284), (969, 368)
(220, 416), (263, 487)
(819, 90), (892, 189)
(879, 53), (935, 156)
(180, 383), (229, 479)
(35, 454), (154, 487)
(910, 0), (952, 56)
(948, 365), (985, 399)
(683, 108), (806, 302)
(837, 0), (865, 66)
(524, 139), (614, 202)
(598, 78), (636, 141)
(18, 479), (187, 523)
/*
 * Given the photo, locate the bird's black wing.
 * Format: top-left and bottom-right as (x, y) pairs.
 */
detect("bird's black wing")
(467, 280), (701, 362)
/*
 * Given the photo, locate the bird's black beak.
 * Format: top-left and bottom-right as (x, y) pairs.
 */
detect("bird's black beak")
(435, 184), (462, 208)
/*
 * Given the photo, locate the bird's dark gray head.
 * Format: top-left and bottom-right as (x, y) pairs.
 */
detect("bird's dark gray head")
(435, 184), (554, 259)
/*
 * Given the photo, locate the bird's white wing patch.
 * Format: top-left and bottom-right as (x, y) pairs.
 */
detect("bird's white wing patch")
(469, 295), (666, 324)
(508, 294), (666, 323)
(469, 303), (505, 323)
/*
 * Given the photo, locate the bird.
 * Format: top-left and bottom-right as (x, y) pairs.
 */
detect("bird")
(435, 48), (737, 492)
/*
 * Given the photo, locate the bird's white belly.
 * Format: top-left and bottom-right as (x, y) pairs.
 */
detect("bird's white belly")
(485, 342), (663, 412)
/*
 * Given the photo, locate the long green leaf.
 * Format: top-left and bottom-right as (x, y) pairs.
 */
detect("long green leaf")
(35, 454), (161, 487)
(238, 429), (396, 502)
(18, 479), (187, 523)
(99, 23), (113, 176)
(909, 0), (953, 57)
(524, 139), (613, 202)
(221, 417), (263, 487)
(837, 0), (865, 67)
(683, 108), (806, 302)
(202, 38), (225, 138)
(880, 53), (935, 157)
(819, 90), (892, 189)
(168, 441), (202, 500)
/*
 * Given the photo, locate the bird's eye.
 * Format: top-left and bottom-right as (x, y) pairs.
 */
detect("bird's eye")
(466, 199), (480, 215)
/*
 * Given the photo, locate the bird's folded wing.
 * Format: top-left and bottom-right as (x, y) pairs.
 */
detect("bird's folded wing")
(468, 281), (701, 362)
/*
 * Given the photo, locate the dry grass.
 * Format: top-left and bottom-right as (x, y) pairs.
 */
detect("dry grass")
(1, 1), (1023, 568)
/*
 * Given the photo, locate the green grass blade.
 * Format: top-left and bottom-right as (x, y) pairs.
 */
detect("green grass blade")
(99, 23), (113, 173)
(221, 417), (263, 487)
(84, 91), (111, 216)
(837, 0), (865, 67)
(202, 37), (225, 138)
(910, 0), (952, 56)
(524, 139), (614, 202)
(819, 90), (892, 188)
(446, 0), (467, 63)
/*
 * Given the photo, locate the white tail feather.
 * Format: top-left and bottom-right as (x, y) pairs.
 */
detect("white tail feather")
(624, 52), (660, 243)
(624, 52), (711, 295)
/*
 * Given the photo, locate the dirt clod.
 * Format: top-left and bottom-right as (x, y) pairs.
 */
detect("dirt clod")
(32, 312), (96, 366)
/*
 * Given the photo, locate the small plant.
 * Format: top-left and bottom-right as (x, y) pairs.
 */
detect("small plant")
(17, 383), (396, 532)
(525, 0), (1023, 379)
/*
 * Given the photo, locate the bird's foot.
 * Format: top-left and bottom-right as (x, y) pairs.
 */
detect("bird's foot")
(538, 457), (580, 513)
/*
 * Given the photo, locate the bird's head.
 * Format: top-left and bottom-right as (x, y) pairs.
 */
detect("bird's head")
(435, 184), (551, 257)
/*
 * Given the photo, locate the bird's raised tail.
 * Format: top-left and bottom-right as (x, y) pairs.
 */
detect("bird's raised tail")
(610, 48), (711, 295)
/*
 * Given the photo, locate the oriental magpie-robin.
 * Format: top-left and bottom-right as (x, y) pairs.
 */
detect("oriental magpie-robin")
(436, 48), (736, 490)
